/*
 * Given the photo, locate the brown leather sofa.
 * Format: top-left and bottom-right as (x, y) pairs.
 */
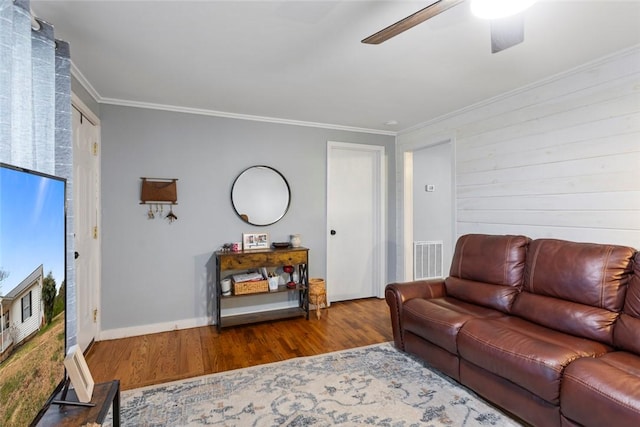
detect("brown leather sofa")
(386, 234), (639, 426)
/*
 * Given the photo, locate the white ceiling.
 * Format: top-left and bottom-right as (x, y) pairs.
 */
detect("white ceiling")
(31, 1), (640, 134)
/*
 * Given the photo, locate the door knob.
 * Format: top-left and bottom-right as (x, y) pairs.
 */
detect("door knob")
(330, 230), (336, 235)
(74, 251), (80, 259)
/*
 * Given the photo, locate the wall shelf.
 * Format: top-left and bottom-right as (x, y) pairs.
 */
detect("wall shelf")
(139, 177), (178, 205)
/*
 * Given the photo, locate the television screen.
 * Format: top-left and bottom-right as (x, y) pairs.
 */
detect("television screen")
(0, 162), (67, 426)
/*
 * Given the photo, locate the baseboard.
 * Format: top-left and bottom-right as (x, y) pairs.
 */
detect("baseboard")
(98, 317), (211, 341)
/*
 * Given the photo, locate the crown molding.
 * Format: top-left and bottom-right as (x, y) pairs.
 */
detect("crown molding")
(69, 60), (396, 137)
(399, 44), (640, 136)
(70, 61), (102, 103)
(99, 97), (397, 136)
(71, 93), (100, 126)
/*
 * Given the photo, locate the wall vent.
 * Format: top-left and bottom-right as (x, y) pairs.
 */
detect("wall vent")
(414, 240), (444, 280)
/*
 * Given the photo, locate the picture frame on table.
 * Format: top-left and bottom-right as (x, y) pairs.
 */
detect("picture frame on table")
(63, 344), (95, 403)
(242, 232), (269, 250)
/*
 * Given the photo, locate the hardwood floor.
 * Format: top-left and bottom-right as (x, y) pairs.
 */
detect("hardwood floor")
(85, 298), (393, 391)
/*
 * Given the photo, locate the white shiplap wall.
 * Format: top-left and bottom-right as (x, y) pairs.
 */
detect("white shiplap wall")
(397, 46), (640, 277)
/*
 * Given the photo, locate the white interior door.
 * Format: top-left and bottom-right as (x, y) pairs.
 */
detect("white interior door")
(327, 141), (385, 302)
(72, 106), (100, 352)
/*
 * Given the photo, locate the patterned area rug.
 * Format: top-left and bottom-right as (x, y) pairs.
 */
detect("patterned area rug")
(106, 342), (522, 426)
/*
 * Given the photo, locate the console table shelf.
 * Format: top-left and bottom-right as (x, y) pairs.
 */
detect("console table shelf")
(220, 284), (305, 299)
(221, 307), (306, 328)
(35, 380), (120, 426)
(215, 247), (309, 331)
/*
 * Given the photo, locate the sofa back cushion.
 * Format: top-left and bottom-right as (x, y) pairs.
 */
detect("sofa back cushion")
(512, 239), (635, 344)
(445, 234), (529, 313)
(614, 251), (640, 354)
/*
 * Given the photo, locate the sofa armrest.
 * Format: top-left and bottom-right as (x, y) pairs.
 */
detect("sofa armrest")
(385, 279), (446, 350)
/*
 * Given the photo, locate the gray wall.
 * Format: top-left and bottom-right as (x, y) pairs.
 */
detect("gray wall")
(412, 141), (454, 274)
(100, 105), (395, 336)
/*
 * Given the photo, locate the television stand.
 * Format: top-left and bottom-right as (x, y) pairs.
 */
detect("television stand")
(35, 380), (120, 426)
(51, 377), (96, 407)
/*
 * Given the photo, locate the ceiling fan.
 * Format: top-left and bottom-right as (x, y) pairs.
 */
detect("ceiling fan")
(362, 0), (536, 54)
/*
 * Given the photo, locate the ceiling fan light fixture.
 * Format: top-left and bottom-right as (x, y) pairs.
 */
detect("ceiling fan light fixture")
(470, 0), (536, 20)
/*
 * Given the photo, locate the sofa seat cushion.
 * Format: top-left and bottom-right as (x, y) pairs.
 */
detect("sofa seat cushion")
(561, 352), (640, 426)
(403, 297), (505, 354)
(458, 316), (612, 404)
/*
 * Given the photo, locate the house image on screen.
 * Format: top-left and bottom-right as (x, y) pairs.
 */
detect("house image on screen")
(0, 265), (44, 362)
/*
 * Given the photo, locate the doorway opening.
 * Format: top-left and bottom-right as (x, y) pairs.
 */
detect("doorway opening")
(400, 139), (455, 281)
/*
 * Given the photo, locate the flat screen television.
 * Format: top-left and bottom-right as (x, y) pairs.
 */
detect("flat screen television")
(0, 162), (67, 426)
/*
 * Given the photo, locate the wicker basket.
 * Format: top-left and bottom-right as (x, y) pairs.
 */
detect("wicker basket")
(308, 278), (326, 295)
(308, 278), (327, 319)
(234, 280), (269, 295)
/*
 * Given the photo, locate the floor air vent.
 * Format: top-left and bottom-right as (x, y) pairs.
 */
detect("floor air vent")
(414, 240), (444, 280)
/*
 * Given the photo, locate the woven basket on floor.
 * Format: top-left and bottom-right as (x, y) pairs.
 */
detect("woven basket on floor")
(308, 278), (327, 319)
(309, 278), (325, 294)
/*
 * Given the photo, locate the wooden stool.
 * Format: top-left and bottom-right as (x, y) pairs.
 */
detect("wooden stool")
(308, 278), (327, 319)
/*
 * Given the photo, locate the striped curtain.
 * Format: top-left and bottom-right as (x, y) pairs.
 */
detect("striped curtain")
(0, 0), (75, 346)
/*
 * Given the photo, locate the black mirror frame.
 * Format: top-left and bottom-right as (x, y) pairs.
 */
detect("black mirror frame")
(230, 165), (291, 226)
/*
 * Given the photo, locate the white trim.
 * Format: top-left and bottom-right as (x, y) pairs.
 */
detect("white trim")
(70, 61), (101, 104)
(399, 44), (640, 135)
(98, 316), (211, 341)
(326, 141), (387, 299)
(403, 151), (414, 280)
(100, 97), (396, 136)
(68, 45), (639, 138)
(71, 92), (100, 126)
(69, 60), (396, 136)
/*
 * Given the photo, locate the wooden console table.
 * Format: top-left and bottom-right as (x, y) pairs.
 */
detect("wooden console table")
(35, 380), (120, 426)
(215, 247), (309, 331)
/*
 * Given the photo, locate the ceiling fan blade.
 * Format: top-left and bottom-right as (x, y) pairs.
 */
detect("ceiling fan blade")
(362, 0), (466, 44)
(490, 13), (525, 53)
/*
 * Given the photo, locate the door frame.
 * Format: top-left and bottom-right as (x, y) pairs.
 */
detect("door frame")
(71, 93), (101, 350)
(398, 137), (456, 281)
(326, 141), (386, 299)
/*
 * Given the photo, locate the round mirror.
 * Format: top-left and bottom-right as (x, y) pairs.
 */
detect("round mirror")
(231, 165), (291, 226)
